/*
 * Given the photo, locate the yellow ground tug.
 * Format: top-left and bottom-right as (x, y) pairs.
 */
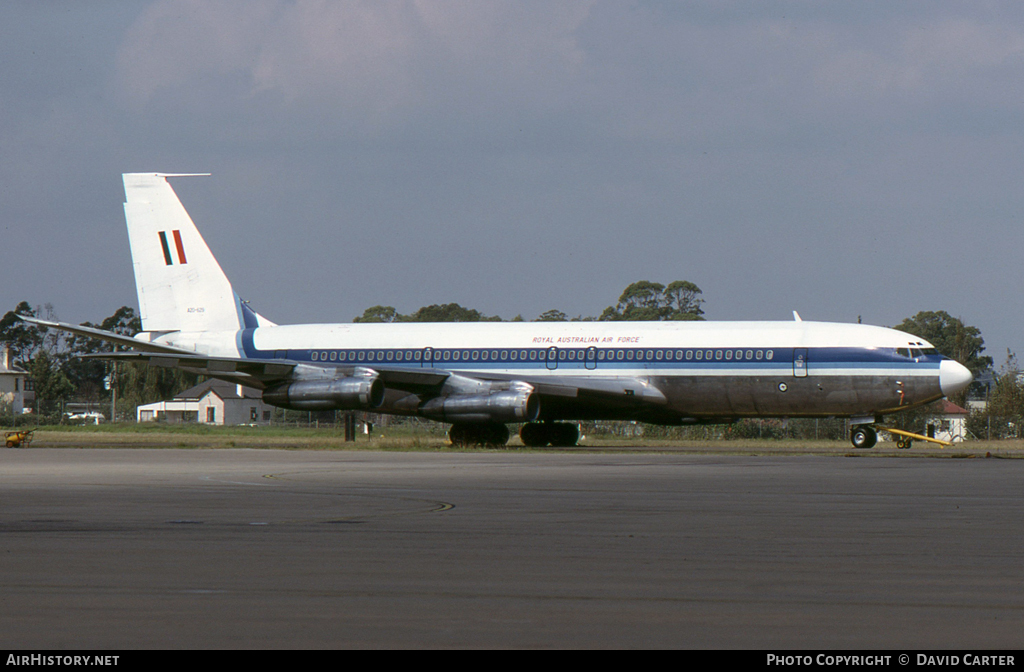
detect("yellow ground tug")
(876, 426), (953, 450)
(4, 429), (34, 448)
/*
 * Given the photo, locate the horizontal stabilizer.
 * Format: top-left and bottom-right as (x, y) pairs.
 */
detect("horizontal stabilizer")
(17, 316), (191, 355)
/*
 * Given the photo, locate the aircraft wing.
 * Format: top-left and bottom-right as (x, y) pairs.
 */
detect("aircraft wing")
(37, 310), (674, 418)
(84, 349), (670, 420)
(84, 351), (452, 392)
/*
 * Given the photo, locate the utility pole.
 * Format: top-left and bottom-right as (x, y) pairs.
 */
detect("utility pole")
(344, 413), (356, 441)
(106, 360), (117, 424)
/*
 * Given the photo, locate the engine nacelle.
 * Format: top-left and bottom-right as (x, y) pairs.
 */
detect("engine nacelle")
(263, 376), (385, 411)
(419, 389), (540, 424)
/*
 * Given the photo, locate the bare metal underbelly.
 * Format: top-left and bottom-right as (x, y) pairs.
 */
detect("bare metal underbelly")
(530, 374), (943, 423)
(655, 374), (941, 417)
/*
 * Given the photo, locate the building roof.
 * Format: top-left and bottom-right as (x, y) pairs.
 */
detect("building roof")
(174, 379), (261, 401)
(934, 399), (969, 415)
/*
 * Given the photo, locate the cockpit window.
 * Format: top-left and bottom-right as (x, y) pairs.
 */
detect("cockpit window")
(896, 348), (910, 358)
(920, 348), (937, 356)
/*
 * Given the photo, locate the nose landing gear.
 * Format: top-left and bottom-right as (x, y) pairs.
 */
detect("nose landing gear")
(850, 423), (953, 449)
(850, 425), (878, 449)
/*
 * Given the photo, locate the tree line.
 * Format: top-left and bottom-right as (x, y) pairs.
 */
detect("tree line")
(354, 280), (706, 323)
(4, 283), (1023, 438)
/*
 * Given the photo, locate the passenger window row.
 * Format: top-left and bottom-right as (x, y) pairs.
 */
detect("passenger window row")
(306, 348), (776, 363)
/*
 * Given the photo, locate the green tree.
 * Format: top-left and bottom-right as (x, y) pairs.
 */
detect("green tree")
(535, 309), (568, 322)
(354, 303), (502, 323)
(405, 303), (500, 322)
(985, 351), (1024, 438)
(600, 280), (705, 321)
(663, 280), (705, 320)
(61, 306), (144, 403)
(353, 305), (400, 323)
(99, 305), (142, 335)
(25, 351), (75, 416)
(0, 301), (43, 365)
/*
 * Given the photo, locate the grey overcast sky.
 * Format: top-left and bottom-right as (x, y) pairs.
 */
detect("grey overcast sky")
(1, 1), (1021, 363)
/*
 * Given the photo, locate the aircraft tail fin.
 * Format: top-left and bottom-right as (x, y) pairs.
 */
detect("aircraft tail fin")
(122, 173), (274, 334)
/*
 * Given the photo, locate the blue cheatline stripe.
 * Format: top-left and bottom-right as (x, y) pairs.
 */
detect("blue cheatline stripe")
(237, 331), (941, 373)
(158, 231), (173, 266)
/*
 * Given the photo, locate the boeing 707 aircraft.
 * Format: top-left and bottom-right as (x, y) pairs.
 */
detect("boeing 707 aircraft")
(26, 173), (973, 448)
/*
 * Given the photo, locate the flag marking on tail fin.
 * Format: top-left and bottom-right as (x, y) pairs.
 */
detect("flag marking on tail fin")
(158, 230), (187, 265)
(158, 231), (173, 265)
(172, 230), (187, 264)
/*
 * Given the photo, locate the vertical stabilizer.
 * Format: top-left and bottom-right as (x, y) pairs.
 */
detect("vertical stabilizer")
(123, 173), (243, 333)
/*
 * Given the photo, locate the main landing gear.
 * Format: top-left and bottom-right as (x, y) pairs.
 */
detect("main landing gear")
(519, 422), (579, 448)
(448, 422), (510, 447)
(447, 422), (582, 448)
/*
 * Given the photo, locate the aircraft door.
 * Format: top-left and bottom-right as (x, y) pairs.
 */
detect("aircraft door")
(423, 347), (433, 368)
(585, 346), (597, 370)
(793, 348), (808, 377)
(546, 347), (558, 370)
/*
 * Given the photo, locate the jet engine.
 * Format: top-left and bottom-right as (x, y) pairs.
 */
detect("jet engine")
(418, 388), (540, 424)
(263, 375), (385, 411)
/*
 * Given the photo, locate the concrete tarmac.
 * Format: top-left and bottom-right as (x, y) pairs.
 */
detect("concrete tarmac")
(1, 448), (1022, 649)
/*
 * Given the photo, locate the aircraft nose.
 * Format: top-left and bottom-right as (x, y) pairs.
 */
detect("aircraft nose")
(940, 359), (973, 397)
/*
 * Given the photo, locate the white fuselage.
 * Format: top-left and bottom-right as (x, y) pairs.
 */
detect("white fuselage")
(146, 319), (971, 423)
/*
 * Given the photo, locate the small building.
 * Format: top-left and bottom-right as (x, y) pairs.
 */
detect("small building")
(136, 386), (201, 423)
(924, 399), (969, 443)
(0, 347), (28, 415)
(136, 380), (271, 425)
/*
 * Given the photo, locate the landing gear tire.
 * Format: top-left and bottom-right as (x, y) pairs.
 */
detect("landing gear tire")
(519, 422), (580, 448)
(551, 423), (579, 447)
(519, 422), (548, 447)
(850, 425), (877, 449)
(449, 422), (510, 448)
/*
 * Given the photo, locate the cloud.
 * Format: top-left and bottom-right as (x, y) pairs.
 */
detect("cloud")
(117, 0), (594, 130)
(115, 2), (1024, 151)
(117, 0), (274, 106)
(812, 17), (1024, 104)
